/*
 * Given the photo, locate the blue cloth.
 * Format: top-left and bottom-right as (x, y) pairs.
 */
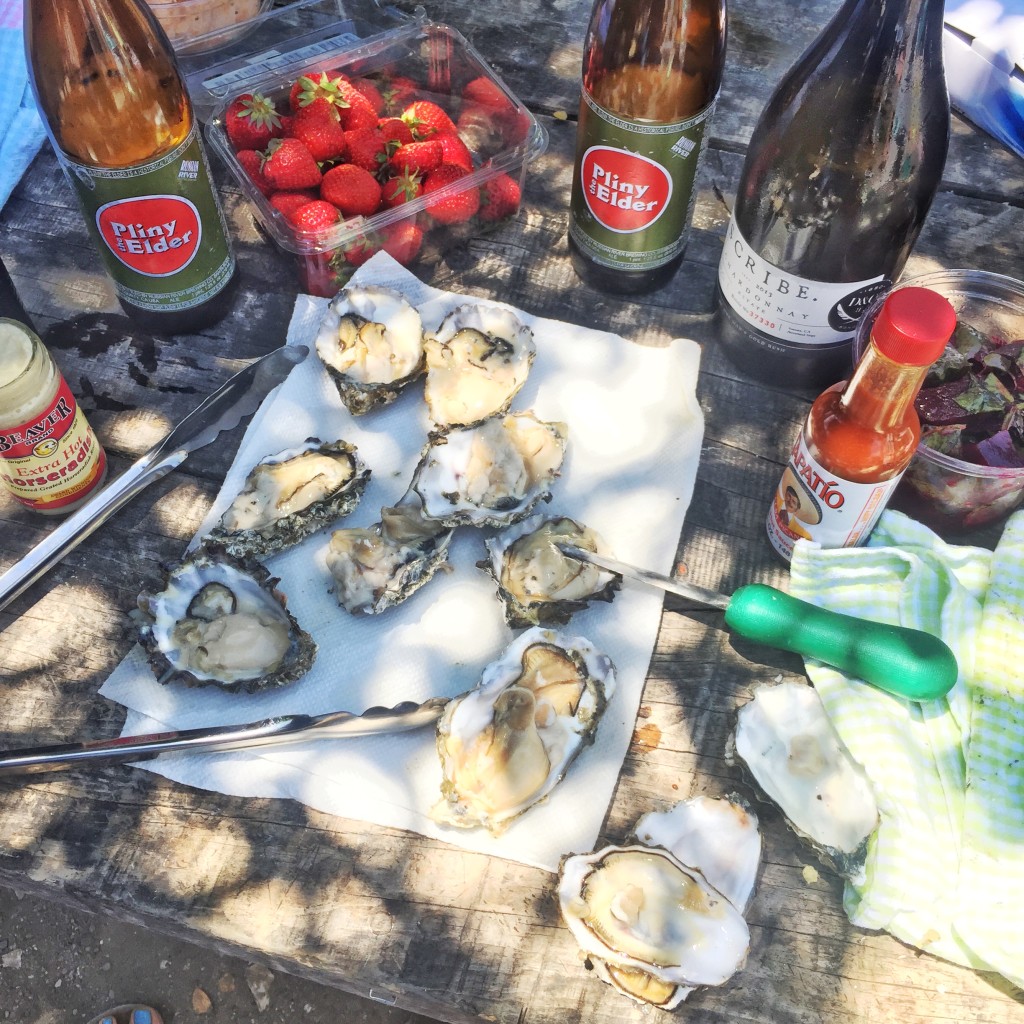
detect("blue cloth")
(0, 0), (46, 211)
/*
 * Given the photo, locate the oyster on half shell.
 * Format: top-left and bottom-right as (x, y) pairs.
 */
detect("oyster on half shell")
(432, 627), (615, 833)
(135, 548), (316, 692)
(424, 303), (536, 429)
(207, 438), (370, 558)
(412, 411), (568, 529)
(315, 285), (425, 415)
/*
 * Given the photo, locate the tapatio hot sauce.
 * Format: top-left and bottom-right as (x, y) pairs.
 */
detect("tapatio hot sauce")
(568, 0), (727, 294)
(0, 319), (108, 514)
(767, 287), (956, 561)
(24, 0), (236, 334)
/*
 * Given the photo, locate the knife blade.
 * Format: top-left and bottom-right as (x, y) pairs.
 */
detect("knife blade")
(0, 697), (449, 776)
(0, 344), (308, 612)
(558, 544), (958, 701)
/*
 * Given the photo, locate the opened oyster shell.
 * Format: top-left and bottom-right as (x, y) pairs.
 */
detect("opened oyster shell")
(424, 303), (536, 429)
(315, 285), (425, 415)
(135, 548), (316, 691)
(432, 627), (615, 833)
(731, 680), (878, 877)
(480, 514), (619, 627)
(207, 438), (370, 558)
(411, 412), (568, 529)
(326, 499), (453, 615)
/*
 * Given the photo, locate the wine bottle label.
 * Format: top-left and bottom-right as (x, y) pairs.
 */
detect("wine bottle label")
(0, 375), (107, 512)
(766, 431), (903, 561)
(568, 90), (716, 271)
(58, 126), (235, 314)
(719, 216), (890, 346)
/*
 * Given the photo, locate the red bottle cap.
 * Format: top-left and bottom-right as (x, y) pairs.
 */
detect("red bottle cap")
(870, 287), (957, 365)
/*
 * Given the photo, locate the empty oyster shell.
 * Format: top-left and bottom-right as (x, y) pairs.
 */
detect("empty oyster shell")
(480, 514), (619, 627)
(424, 303), (536, 429)
(432, 627), (615, 833)
(315, 285), (425, 414)
(411, 412), (568, 528)
(135, 548), (317, 691)
(207, 438), (370, 558)
(326, 499), (454, 615)
(731, 681), (878, 877)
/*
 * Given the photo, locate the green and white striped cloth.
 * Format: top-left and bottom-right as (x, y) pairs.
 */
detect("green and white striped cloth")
(790, 510), (1024, 985)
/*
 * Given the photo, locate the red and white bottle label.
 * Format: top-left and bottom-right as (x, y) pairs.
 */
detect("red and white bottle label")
(579, 146), (673, 233)
(96, 195), (202, 277)
(766, 431), (902, 560)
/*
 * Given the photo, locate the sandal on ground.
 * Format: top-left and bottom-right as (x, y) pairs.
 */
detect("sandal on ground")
(86, 1005), (164, 1024)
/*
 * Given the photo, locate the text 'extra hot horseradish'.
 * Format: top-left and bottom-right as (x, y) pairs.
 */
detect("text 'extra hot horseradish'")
(0, 319), (108, 514)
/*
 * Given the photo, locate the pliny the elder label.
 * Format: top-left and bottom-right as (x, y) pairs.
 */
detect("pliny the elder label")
(569, 92), (715, 271)
(718, 216), (889, 345)
(60, 125), (234, 313)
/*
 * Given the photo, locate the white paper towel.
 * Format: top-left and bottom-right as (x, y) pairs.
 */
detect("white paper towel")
(100, 253), (705, 872)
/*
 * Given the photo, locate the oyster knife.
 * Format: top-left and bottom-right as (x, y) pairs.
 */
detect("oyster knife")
(0, 344), (308, 613)
(558, 545), (958, 701)
(0, 697), (448, 776)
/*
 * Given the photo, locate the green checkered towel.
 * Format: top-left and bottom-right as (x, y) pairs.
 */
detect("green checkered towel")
(790, 510), (1024, 985)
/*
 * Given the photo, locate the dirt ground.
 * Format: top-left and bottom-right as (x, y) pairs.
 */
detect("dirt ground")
(0, 885), (435, 1024)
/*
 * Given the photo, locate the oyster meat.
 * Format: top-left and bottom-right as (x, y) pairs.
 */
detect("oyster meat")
(432, 627), (615, 833)
(135, 548), (317, 691)
(480, 514), (619, 627)
(207, 438), (370, 558)
(424, 303), (536, 429)
(732, 680), (878, 876)
(315, 285), (425, 415)
(412, 412), (569, 528)
(326, 499), (453, 615)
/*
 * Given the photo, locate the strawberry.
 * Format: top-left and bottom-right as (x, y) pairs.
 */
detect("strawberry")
(236, 149), (274, 196)
(381, 169), (424, 208)
(388, 139), (443, 176)
(462, 76), (509, 109)
(377, 74), (419, 114)
(287, 199), (341, 234)
(269, 189), (320, 218)
(401, 99), (456, 140)
(290, 71), (347, 112)
(348, 77), (385, 115)
(291, 98), (347, 162)
(344, 128), (388, 173)
(434, 132), (474, 173)
(479, 172), (521, 222)
(320, 163), (382, 217)
(262, 138), (323, 190)
(422, 164), (479, 224)
(381, 221), (423, 265)
(337, 80), (379, 132)
(225, 91), (282, 151)
(377, 116), (414, 148)
(456, 102), (506, 154)
(343, 231), (383, 266)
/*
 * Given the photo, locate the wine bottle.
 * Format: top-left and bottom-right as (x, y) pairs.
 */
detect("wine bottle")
(715, 0), (950, 389)
(24, 0), (237, 334)
(568, 0), (727, 294)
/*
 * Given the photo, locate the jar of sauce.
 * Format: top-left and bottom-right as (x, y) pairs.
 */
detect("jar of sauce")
(0, 319), (108, 513)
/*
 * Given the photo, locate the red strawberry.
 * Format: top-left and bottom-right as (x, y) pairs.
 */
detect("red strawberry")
(269, 189), (320, 218)
(377, 116), (414, 148)
(288, 199), (341, 234)
(381, 221), (424, 265)
(479, 172), (521, 222)
(291, 97), (347, 162)
(343, 231), (383, 266)
(377, 74), (419, 114)
(348, 77), (385, 115)
(320, 163), (382, 217)
(337, 81), (379, 132)
(290, 71), (347, 112)
(225, 92), (282, 151)
(262, 138), (323, 190)
(344, 127), (388, 173)
(435, 132), (474, 173)
(381, 169), (424, 208)
(461, 76), (509, 109)
(236, 149), (273, 196)
(388, 139), (443, 176)
(422, 164), (479, 224)
(401, 99), (456, 140)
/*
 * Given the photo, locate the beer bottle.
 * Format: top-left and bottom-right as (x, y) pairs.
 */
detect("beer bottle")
(24, 0), (237, 334)
(568, 0), (727, 294)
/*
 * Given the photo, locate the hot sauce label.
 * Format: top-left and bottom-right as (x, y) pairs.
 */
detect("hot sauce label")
(0, 377), (107, 511)
(766, 431), (902, 561)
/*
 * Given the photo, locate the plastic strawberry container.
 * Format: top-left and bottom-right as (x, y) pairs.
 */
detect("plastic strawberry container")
(190, 0), (548, 296)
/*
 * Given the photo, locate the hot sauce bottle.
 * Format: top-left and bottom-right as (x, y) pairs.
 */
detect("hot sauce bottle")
(767, 287), (956, 561)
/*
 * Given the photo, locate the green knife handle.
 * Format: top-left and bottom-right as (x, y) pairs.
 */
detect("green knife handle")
(723, 584), (958, 701)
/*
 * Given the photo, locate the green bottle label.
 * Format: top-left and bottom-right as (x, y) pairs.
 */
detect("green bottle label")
(59, 126), (235, 313)
(569, 90), (716, 272)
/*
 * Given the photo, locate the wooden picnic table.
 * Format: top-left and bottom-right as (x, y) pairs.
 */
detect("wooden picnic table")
(2, 0), (1023, 1020)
